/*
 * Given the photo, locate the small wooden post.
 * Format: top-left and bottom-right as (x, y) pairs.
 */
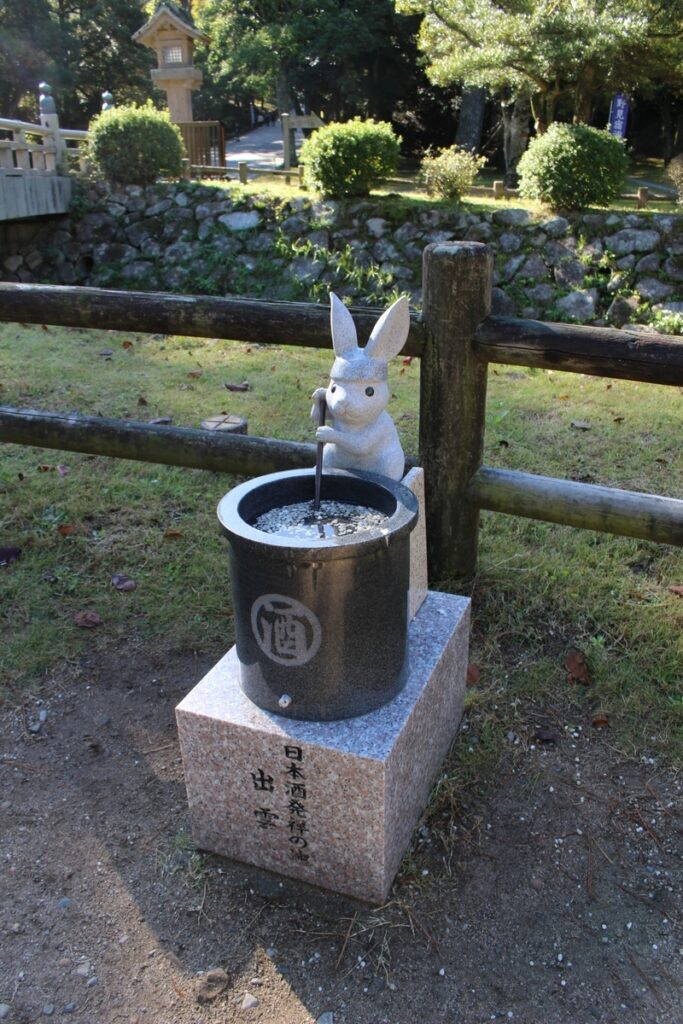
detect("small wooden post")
(637, 186), (649, 209)
(420, 242), (493, 580)
(281, 113), (291, 169)
(181, 157), (191, 180)
(493, 180), (505, 199)
(238, 161), (249, 184)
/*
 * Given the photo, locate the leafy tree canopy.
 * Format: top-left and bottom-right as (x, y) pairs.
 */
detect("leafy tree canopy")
(196, 0), (439, 125)
(0, 0), (155, 126)
(396, 0), (683, 131)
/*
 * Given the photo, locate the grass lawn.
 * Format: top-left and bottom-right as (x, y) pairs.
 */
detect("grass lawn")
(1, 322), (681, 778)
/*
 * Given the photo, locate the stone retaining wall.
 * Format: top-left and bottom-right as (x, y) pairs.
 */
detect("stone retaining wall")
(1, 181), (682, 330)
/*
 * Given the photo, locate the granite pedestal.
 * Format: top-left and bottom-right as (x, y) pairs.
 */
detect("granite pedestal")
(176, 589), (469, 903)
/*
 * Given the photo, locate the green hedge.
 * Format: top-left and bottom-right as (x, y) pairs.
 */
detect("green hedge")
(300, 119), (400, 198)
(88, 104), (184, 187)
(518, 123), (628, 211)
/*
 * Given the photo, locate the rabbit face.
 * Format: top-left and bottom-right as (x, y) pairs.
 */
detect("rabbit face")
(326, 376), (389, 427)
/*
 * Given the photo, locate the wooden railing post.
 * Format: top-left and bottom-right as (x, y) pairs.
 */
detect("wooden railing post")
(420, 242), (493, 580)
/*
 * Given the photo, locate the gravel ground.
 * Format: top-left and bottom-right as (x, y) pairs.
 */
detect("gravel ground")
(1, 646), (681, 1024)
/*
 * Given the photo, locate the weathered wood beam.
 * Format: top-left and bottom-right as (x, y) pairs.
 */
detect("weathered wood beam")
(468, 466), (683, 546)
(421, 242), (493, 579)
(0, 406), (316, 476)
(0, 283), (427, 356)
(475, 316), (683, 386)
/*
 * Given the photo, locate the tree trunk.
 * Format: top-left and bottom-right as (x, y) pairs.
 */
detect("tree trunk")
(530, 90), (554, 134)
(573, 64), (596, 125)
(455, 86), (486, 152)
(502, 94), (531, 187)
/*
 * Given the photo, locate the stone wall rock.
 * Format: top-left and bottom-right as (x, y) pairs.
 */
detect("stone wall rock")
(1, 180), (681, 332)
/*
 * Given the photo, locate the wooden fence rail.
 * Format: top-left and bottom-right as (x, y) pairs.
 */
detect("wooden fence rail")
(1, 241), (682, 580)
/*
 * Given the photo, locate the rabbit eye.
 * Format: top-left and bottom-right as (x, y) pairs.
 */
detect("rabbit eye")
(330, 384), (337, 393)
(365, 386), (375, 397)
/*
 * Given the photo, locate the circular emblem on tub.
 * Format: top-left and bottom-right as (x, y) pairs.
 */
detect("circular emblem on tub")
(251, 594), (322, 666)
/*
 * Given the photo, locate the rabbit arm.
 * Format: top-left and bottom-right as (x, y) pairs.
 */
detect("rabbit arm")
(316, 425), (372, 454)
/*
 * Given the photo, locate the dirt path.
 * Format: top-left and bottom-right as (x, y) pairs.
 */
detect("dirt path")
(1, 647), (681, 1024)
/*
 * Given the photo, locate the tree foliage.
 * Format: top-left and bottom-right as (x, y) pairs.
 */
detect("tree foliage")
(196, 0), (450, 130)
(0, 0), (154, 126)
(397, 0), (683, 132)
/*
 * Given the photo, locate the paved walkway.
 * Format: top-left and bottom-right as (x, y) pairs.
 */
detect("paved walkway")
(225, 122), (285, 170)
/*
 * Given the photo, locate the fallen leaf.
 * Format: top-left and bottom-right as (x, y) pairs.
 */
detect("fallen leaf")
(37, 464), (55, 473)
(122, 340), (134, 349)
(149, 417), (173, 425)
(40, 324), (51, 332)
(498, 439), (510, 448)
(402, 356), (413, 367)
(137, 396), (148, 406)
(224, 381), (250, 392)
(73, 610), (101, 628)
(557, 394), (570, 400)
(565, 647), (591, 685)
(111, 572), (137, 592)
(57, 524), (76, 536)
(592, 714), (609, 729)
(613, 415), (624, 423)
(187, 370), (202, 379)
(655, 457), (668, 465)
(42, 571), (57, 583)
(531, 727), (560, 745)
(466, 664), (480, 686)
(164, 529), (184, 540)
(196, 968), (229, 1005)
(0, 546), (22, 566)
(668, 585), (683, 597)
(570, 420), (592, 431)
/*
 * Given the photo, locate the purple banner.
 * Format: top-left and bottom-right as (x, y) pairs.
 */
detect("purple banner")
(608, 93), (629, 138)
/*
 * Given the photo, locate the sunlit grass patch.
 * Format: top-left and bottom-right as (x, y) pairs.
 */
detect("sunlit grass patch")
(1, 322), (681, 769)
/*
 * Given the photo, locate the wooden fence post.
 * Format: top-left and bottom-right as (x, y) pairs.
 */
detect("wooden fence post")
(238, 161), (249, 184)
(420, 242), (493, 580)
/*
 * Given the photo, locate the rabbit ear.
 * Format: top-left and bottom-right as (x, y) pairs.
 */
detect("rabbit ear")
(329, 292), (358, 358)
(364, 296), (410, 363)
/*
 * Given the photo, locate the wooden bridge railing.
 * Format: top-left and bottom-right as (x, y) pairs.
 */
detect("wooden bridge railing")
(1, 241), (682, 580)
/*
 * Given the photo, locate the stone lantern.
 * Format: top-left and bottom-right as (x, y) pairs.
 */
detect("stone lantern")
(132, 2), (208, 123)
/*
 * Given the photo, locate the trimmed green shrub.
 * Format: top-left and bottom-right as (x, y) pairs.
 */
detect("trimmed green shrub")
(87, 104), (184, 186)
(299, 119), (400, 198)
(518, 123), (628, 211)
(421, 145), (486, 201)
(664, 153), (683, 204)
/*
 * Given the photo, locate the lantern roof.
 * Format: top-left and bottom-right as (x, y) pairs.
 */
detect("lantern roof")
(132, 3), (209, 47)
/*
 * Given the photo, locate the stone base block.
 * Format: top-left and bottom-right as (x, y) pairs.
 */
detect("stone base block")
(176, 590), (470, 903)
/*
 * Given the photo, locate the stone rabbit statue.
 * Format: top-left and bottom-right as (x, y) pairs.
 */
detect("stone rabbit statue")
(311, 293), (409, 481)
